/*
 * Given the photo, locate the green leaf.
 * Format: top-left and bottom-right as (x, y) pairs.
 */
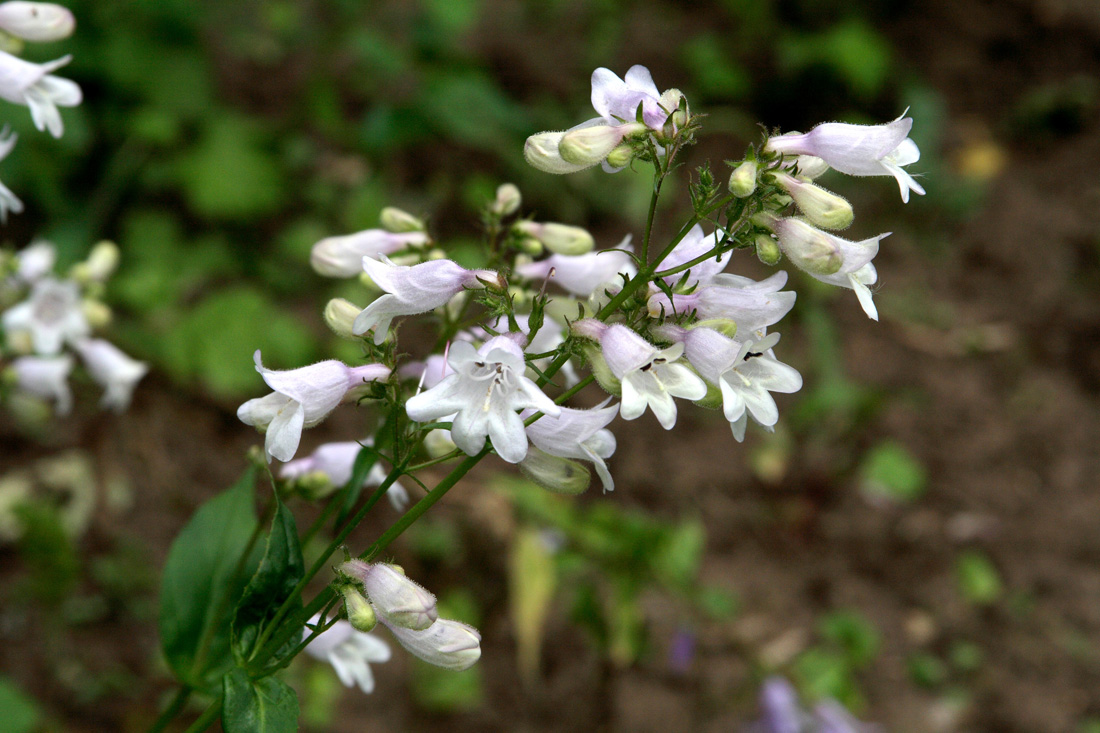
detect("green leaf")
(859, 441), (927, 503)
(159, 467), (260, 687)
(333, 444), (381, 529)
(232, 489), (305, 663)
(0, 677), (40, 733)
(956, 551), (1003, 606)
(819, 611), (881, 668)
(509, 527), (557, 681)
(222, 668), (300, 733)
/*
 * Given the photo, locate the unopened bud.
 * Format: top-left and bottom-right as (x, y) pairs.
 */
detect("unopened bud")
(81, 299), (111, 329)
(691, 318), (738, 339)
(524, 131), (590, 175)
(661, 89), (688, 129)
(380, 206), (424, 233)
(491, 183), (521, 217)
(773, 172), (853, 230)
(755, 234), (782, 266)
(0, 2), (74, 42)
(559, 123), (642, 166)
(514, 221), (594, 256)
(423, 428), (456, 458)
(341, 587), (378, 632)
(386, 618), (482, 671)
(516, 236), (543, 256)
(581, 343), (621, 396)
(72, 241), (119, 284)
(695, 380), (725, 410)
(519, 447), (591, 495)
(773, 218), (842, 275)
(362, 563), (438, 630)
(728, 160), (758, 197)
(605, 143), (634, 169)
(323, 298), (362, 340)
(794, 155), (829, 179)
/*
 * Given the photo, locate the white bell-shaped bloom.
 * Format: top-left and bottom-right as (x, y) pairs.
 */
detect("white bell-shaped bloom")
(353, 257), (499, 345)
(515, 235), (636, 298)
(71, 338), (147, 412)
(661, 325), (802, 441)
(311, 229), (429, 278)
(237, 352), (390, 462)
(0, 2), (75, 42)
(383, 618), (482, 672)
(772, 217), (885, 277)
(0, 51), (81, 138)
(524, 402), (619, 491)
(279, 440), (408, 510)
(304, 616), (391, 694)
(9, 353), (72, 414)
(815, 262), (880, 322)
(405, 336), (561, 463)
(647, 271), (796, 335)
(3, 277), (89, 354)
(657, 224), (730, 287)
(575, 321), (706, 430)
(765, 113), (925, 203)
(0, 127), (22, 221)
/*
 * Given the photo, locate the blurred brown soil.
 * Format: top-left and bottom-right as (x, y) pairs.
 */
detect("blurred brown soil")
(3, 0), (1100, 731)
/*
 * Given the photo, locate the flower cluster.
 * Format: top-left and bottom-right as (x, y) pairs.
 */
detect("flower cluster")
(1, 240), (147, 416)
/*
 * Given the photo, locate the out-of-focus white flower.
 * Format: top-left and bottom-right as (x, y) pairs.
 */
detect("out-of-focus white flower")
(304, 616), (391, 694)
(647, 271), (796, 335)
(574, 321), (705, 430)
(2, 277), (88, 354)
(279, 440), (409, 510)
(12, 239), (54, 282)
(515, 235), (636, 298)
(766, 113), (925, 203)
(237, 352), (390, 462)
(71, 338), (147, 412)
(8, 353), (71, 414)
(0, 127), (22, 221)
(523, 402), (618, 491)
(353, 257), (499, 345)
(0, 2), (75, 42)
(0, 51), (81, 138)
(311, 229), (429, 278)
(405, 336), (560, 463)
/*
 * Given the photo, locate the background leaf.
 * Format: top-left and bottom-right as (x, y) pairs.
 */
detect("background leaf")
(222, 668), (299, 733)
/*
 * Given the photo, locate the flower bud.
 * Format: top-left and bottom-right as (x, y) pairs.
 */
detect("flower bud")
(581, 342), (621, 396)
(71, 241), (119, 284)
(755, 234), (782, 266)
(605, 143), (634, 169)
(0, 2), (75, 42)
(323, 298), (362, 340)
(690, 318), (738, 339)
(380, 206), (424, 233)
(559, 123), (643, 166)
(773, 172), (853, 230)
(514, 221), (594, 256)
(341, 586), (378, 632)
(386, 618), (482, 671)
(661, 89), (688, 129)
(361, 563), (437, 630)
(794, 154), (829, 179)
(772, 218), (843, 275)
(524, 131), (590, 174)
(491, 183), (521, 217)
(423, 428), (456, 457)
(81, 299), (111, 329)
(519, 447), (591, 495)
(728, 160), (757, 197)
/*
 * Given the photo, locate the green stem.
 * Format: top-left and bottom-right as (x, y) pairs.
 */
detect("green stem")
(182, 696), (221, 733)
(148, 686), (192, 733)
(641, 169), (664, 265)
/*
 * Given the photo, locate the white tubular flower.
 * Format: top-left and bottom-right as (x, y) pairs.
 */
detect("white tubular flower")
(591, 65), (680, 130)
(2, 277), (89, 354)
(0, 3), (75, 42)
(660, 325), (802, 442)
(0, 51), (81, 138)
(405, 337), (561, 463)
(647, 271), (796, 335)
(524, 402), (619, 491)
(574, 321), (705, 430)
(765, 113), (925, 203)
(771, 217), (885, 277)
(279, 440), (408, 510)
(515, 235), (636, 298)
(71, 338), (147, 412)
(658, 224), (731, 287)
(816, 261), (880, 322)
(12, 239), (54, 282)
(237, 352), (390, 462)
(357, 563), (438, 631)
(304, 616), (391, 694)
(9, 353), (72, 414)
(0, 127), (22, 221)
(310, 229), (429, 278)
(352, 257), (499, 345)
(384, 618), (482, 672)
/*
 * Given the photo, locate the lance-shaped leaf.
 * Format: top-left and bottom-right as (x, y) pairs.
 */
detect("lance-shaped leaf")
(222, 668), (299, 733)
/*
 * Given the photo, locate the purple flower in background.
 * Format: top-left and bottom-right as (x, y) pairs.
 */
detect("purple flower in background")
(746, 677), (879, 733)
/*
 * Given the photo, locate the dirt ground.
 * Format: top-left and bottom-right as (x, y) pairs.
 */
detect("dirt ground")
(3, 0), (1100, 730)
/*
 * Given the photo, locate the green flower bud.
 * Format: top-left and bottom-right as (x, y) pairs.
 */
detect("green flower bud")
(380, 206), (424, 233)
(755, 234), (782, 266)
(519, 446), (591, 495)
(81, 299), (112, 329)
(491, 183), (522, 217)
(605, 143), (634, 169)
(560, 124), (639, 166)
(514, 221), (594, 256)
(694, 379), (725, 410)
(72, 241), (120, 284)
(691, 318), (738, 339)
(323, 298), (362, 340)
(582, 343), (621, 396)
(341, 587), (378, 632)
(728, 160), (758, 197)
(773, 172), (853, 230)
